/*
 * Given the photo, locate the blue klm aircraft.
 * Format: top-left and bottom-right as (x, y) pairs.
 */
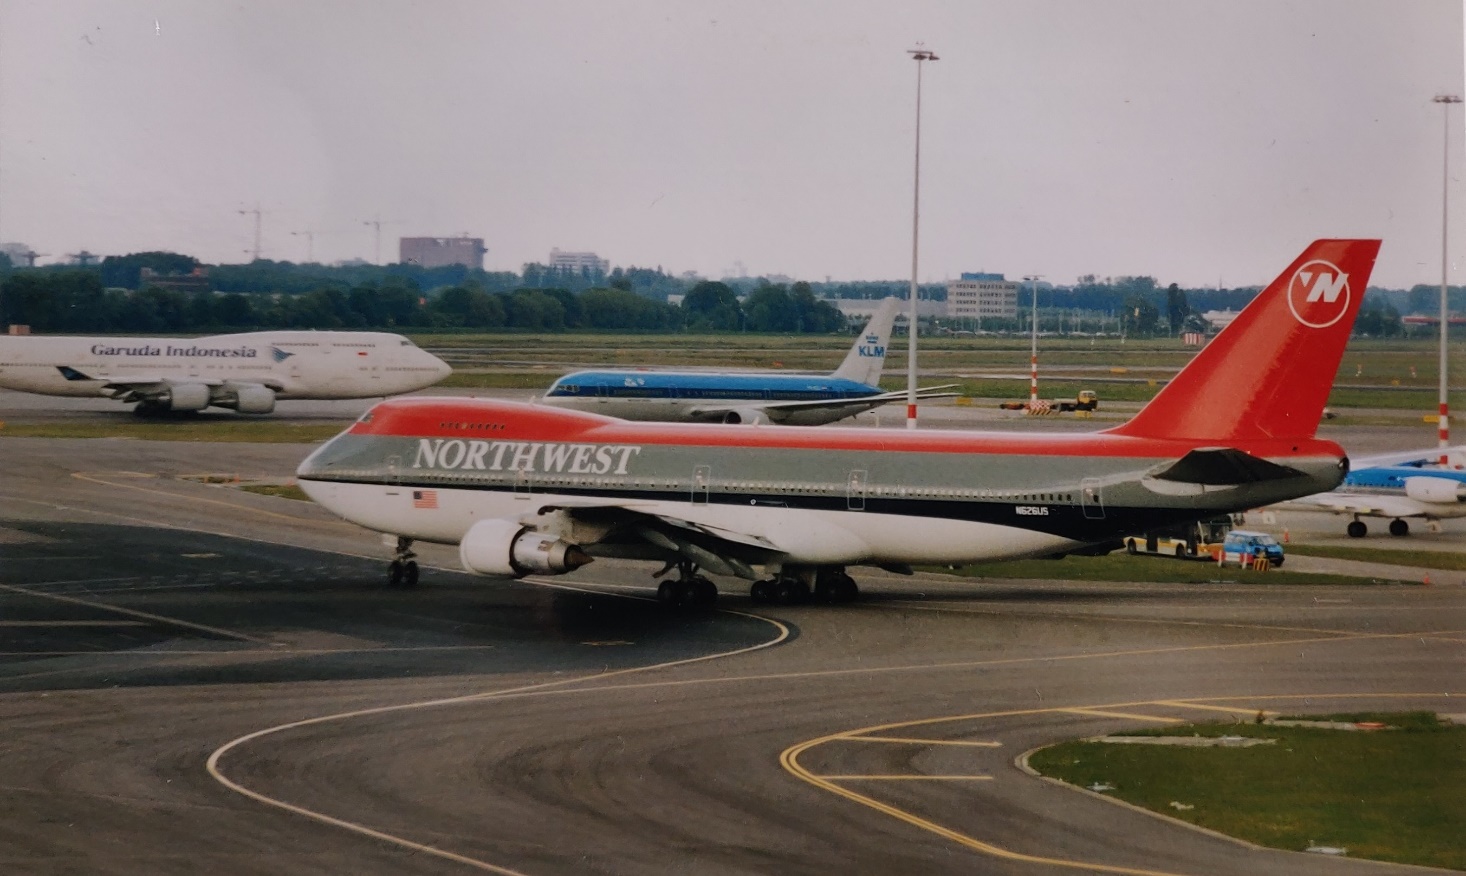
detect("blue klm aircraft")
(540, 298), (957, 425)
(1281, 446), (1466, 536)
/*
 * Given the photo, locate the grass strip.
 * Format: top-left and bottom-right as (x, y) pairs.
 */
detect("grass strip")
(0, 422), (345, 443)
(239, 483), (312, 501)
(1283, 544), (1466, 571)
(1026, 712), (1466, 871)
(924, 552), (1410, 585)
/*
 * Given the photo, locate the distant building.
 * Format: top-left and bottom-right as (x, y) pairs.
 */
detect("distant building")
(548, 248), (609, 275)
(139, 266), (211, 294)
(400, 236), (486, 269)
(1201, 309), (1240, 331)
(946, 275), (1018, 320)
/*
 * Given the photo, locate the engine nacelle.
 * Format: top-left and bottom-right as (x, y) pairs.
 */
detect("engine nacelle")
(721, 408), (767, 425)
(224, 384), (276, 414)
(1403, 476), (1466, 504)
(161, 382), (211, 412)
(458, 518), (593, 578)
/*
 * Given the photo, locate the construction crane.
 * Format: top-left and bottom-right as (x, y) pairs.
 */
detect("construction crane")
(15, 250), (48, 267)
(362, 215), (402, 265)
(65, 250), (100, 267)
(238, 204), (265, 261)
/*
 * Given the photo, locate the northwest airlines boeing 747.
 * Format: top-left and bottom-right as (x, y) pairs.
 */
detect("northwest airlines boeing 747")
(0, 330), (451, 414)
(298, 240), (1379, 601)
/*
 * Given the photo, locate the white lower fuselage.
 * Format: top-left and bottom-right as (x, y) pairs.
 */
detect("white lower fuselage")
(299, 478), (1074, 566)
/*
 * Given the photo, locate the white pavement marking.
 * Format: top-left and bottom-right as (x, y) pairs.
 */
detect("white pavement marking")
(206, 597), (791, 875)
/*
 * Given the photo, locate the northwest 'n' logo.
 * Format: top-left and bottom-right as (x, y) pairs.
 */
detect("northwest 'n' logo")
(1286, 259), (1351, 328)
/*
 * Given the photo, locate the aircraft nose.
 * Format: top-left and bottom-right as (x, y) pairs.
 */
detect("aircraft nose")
(430, 353), (452, 381)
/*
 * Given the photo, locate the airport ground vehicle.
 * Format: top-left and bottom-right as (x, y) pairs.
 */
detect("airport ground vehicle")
(1218, 530), (1286, 567)
(1123, 515), (1234, 559)
(999, 391), (1098, 412)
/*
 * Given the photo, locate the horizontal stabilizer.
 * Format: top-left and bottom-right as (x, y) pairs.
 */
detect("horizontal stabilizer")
(1151, 448), (1308, 485)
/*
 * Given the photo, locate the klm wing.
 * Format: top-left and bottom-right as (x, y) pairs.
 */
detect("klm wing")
(1280, 492), (1430, 519)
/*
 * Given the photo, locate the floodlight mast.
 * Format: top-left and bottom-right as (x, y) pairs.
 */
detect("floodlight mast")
(1433, 94), (1461, 463)
(906, 46), (938, 429)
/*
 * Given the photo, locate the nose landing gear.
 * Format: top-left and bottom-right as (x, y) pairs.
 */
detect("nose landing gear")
(388, 536), (419, 588)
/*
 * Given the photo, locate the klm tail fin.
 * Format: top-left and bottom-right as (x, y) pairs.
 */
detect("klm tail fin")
(1108, 239), (1381, 443)
(833, 297), (900, 386)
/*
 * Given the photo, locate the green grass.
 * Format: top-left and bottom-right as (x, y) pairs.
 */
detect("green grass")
(1027, 712), (1466, 870)
(923, 552), (1410, 585)
(0, 421), (345, 443)
(1283, 544), (1466, 571)
(240, 483), (312, 501)
(437, 371), (566, 389)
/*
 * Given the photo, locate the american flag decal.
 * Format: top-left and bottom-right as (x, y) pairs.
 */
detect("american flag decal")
(412, 490), (438, 509)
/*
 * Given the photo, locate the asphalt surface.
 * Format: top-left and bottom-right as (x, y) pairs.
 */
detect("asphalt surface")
(1, 399), (1463, 875)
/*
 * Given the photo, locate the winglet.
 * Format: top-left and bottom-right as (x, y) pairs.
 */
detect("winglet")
(832, 297), (900, 386)
(1108, 239), (1381, 443)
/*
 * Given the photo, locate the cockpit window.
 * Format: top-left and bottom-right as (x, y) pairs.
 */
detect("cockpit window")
(400, 339), (417, 347)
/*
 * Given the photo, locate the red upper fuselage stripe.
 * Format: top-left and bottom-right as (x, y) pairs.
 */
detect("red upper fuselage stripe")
(349, 397), (1343, 460)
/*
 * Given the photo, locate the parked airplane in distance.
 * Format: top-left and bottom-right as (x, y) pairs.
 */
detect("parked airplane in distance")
(1275, 446), (1466, 536)
(0, 330), (451, 414)
(540, 297), (956, 425)
(297, 239), (1379, 601)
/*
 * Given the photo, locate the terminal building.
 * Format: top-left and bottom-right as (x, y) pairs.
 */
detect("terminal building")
(946, 272), (1018, 321)
(399, 236), (486, 269)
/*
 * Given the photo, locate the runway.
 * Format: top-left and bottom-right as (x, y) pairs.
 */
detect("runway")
(1, 412), (1463, 873)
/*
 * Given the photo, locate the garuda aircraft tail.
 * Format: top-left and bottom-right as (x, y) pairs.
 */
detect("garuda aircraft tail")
(832, 297), (900, 386)
(1108, 239), (1381, 444)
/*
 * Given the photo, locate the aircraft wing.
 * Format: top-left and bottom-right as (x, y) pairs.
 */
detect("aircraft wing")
(536, 498), (787, 579)
(1276, 493), (1430, 519)
(685, 385), (961, 423)
(57, 366), (225, 394)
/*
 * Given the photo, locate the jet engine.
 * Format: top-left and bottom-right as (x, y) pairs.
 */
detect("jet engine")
(458, 518), (593, 577)
(157, 382), (211, 412)
(219, 384), (276, 414)
(720, 408), (767, 425)
(1403, 476), (1466, 504)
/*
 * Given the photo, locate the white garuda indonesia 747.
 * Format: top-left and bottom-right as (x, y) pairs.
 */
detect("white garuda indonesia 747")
(297, 239), (1379, 600)
(0, 330), (451, 414)
(540, 297), (956, 425)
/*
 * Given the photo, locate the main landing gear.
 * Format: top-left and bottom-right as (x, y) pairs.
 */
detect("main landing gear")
(1388, 518), (1410, 537)
(749, 567), (859, 605)
(388, 536), (420, 588)
(654, 559), (718, 609)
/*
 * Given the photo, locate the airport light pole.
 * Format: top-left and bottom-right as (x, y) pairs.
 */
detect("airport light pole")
(1434, 94), (1461, 463)
(906, 45), (938, 429)
(1025, 276), (1042, 408)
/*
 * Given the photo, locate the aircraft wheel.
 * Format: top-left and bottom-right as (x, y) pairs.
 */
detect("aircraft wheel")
(1388, 519), (1409, 537)
(1126, 539), (1137, 554)
(1174, 545), (1187, 558)
(833, 574), (859, 603)
(776, 577), (810, 605)
(657, 580), (678, 605)
(401, 561), (419, 588)
(387, 560), (404, 588)
(750, 580), (773, 603)
(693, 578), (718, 608)
(1347, 520), (1368, 538)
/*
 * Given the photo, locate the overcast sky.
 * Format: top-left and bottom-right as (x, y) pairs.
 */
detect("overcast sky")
(1, 1), (1462, 288)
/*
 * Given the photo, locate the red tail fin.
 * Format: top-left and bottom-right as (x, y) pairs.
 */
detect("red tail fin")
(1109, 239), (1381, 443)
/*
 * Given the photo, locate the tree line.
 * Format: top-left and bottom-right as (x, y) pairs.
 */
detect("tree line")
(0, 249), (1445, 337)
